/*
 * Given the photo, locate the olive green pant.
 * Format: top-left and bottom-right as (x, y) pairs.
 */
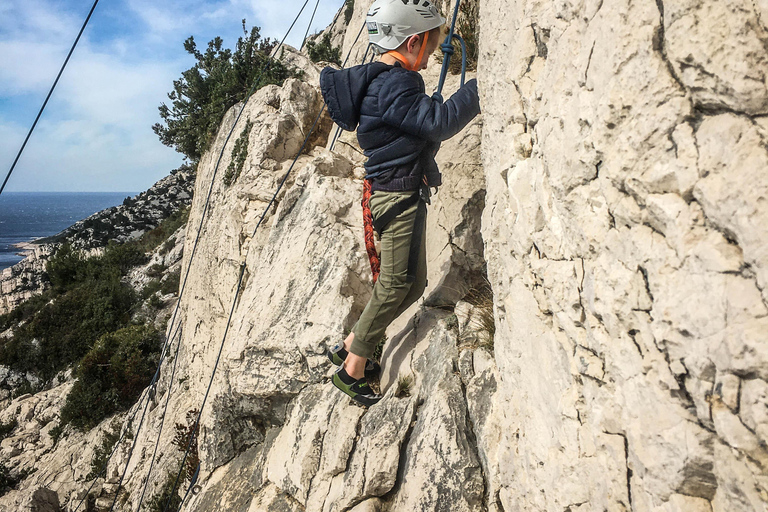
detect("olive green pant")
(350, 190), (427, 359)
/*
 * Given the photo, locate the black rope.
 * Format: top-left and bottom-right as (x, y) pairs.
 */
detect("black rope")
(164, 18), (373, 511)
(163, 100), (328, 512)
(0, 0), (100, 196)
(73, 1), (316, 509)
(328, 20), (367, 152)
(132, 1), (323, 508)
(300, 0), (321, 51)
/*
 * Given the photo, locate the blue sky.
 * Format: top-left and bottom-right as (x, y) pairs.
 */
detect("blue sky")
(0, 0), (342, 192)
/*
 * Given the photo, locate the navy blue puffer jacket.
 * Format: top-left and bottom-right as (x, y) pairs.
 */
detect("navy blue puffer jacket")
(319, 61), (480, 191)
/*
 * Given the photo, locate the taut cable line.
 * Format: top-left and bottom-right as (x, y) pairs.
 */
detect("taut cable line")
(0, 0), (100, 197)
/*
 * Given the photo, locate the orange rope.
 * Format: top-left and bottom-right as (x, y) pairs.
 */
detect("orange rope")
(362, 179), (380, 283)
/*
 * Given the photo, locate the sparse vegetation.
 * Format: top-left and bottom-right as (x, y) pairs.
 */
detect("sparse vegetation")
(134, 206), (190, 254)
(141, 279), (163, 300)
(305, 33), (341, 66)
(0, 419), (17, 441)
(60, 325), (162, 431)
(161, 270), (182, 296)
(0, 463), (33, 497)
(172, 409), (200, 485)
(372, 336), (387, 364)
(224, 120), (254, 186)
(148, 467), (184, 512)
(395, 374), (413, 398)
(147, 409), (200, 512)
(458, 278), (495, 351)
(87, 419), (122, 479)
(344, 0), (354, 24)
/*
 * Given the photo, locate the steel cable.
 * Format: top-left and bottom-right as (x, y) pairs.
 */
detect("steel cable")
(0, 0), (100, 196)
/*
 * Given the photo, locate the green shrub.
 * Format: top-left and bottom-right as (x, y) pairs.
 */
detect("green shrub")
(0, 419), (16, 441)
(305, 33), (341, 66)
(148, 294), (164, 310)
(46, 244), (84, 292)
(141, 279), (163, 300)
(172, 409), (200, 485)
(161, 270), (181, 296)
(0, 463), (32, 497)
(344, 0), (354, 24)
(153, 21), (303, 163)
(159, 239), (176, 255)
(146, 263), (166, 278)
(395, 374), (413, 398)
(60, 325), (162, 431)
(148, 466), (183, 512)
(223, 120), (254, 186)
(87, 419), (122, 480)
(134, 207), (190, 254)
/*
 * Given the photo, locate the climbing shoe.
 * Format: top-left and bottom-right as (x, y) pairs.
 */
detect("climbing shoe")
(327, 343), (381, 378)
(332, 366), (383, 407)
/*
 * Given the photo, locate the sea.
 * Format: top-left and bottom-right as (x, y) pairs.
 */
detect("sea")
(0, 192), (135, 271)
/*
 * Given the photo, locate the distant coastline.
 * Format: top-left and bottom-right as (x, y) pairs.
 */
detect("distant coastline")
(11, 241), (40, 257)
(0, 192), (134, 271)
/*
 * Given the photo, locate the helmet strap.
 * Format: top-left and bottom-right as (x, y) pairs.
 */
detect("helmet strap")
(385, 30), (430, 71)
(413, 30), (429, 70)
(385, 50), (413, 70)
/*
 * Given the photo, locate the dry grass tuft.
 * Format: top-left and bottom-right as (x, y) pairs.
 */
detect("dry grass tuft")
(395, 374), (414, 398)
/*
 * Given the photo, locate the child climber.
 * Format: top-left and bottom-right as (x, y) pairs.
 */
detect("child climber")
(319, 0), (480, 406)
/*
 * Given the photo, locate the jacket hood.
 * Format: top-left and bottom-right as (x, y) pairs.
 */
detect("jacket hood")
(320, 62), (395, 131)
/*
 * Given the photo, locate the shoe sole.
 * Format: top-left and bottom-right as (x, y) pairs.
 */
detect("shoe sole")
(332, 373), (382, 407)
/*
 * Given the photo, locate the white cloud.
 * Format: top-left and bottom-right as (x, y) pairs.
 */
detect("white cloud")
(0, 0), (344, 192)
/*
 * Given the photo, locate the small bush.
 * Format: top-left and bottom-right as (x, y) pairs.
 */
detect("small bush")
(172, 409), (200, 485)
(146, 263), (167, 278)
(159, 239), (176, 255)
(305, 33), (341, 66)
(161, 270), (181, 296)
(60, 325), (162, 431)
(0, 419), (17, 441)
(87, 419), (122, 480)
(133, 206), (190, 254)
(148, 294), (164, 310)
(223, 120), (254, 186)
(459, 278), (495, 351)
(148, 466), (183, 512)
(141, 279), (163, 300)
(0, 463), (32, 497)
(344, 0), (354, 24)
(371, 336), (386, 364)
(395, 374), (413, 398)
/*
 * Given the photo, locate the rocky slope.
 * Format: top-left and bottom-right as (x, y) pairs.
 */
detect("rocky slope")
(0, 0), (766, 510)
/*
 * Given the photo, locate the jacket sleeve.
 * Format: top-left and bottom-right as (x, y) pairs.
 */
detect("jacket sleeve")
(379, 74), (481, 142)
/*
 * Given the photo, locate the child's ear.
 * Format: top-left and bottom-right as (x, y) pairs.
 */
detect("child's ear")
(406, 34), (421, 54)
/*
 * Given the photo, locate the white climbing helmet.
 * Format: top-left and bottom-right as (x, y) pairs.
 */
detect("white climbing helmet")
(366, 0), (446, 53)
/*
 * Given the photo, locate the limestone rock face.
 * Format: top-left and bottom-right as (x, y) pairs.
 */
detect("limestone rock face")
(0, 245), (53, 316)
(478, 0), (768, 510)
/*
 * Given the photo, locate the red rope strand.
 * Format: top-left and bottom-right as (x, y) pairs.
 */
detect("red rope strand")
(362, 179), (380, 283)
